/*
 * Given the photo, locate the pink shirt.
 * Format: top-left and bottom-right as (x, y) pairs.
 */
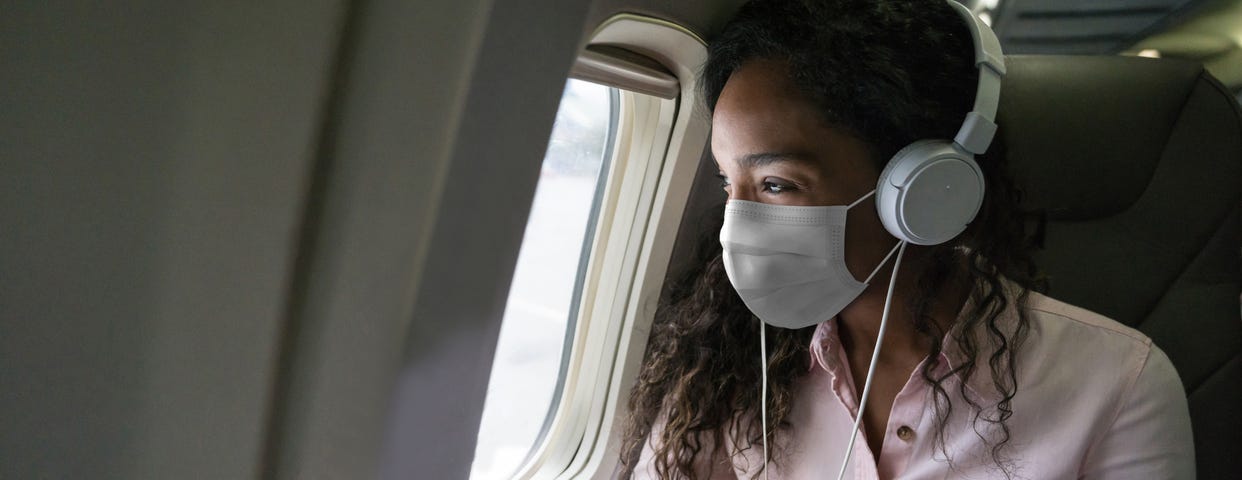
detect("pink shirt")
(635, 290), (1195, 479)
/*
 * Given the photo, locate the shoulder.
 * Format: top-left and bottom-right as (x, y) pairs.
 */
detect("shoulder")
(1021, 288), (1187, 395)
(1015, 291), (1189, 430)
(1024, 292), (1200, 477)
(1021, 290), (1154, 370)
(1011, 291), (1193, 471)
(1024, 290), (1151, 347)
(630, 407), (739, 479)
(1014, 291), (1162, 411)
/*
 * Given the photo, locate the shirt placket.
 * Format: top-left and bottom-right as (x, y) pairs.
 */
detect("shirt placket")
(874, 357), (934, 479)
(820, 331), (881, 480)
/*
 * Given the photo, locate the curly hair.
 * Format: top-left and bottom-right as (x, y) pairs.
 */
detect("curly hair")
(617, 1), (1047, 479)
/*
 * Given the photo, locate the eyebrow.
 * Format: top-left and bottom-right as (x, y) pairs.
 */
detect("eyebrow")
(735, 152), (816, 168)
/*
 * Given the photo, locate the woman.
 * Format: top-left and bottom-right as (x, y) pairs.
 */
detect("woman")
(618, 0), (1195, 479)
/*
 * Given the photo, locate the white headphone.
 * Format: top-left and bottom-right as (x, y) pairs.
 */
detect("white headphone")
(874, 1), (1006, 246)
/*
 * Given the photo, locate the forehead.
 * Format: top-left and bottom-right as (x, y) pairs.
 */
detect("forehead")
(710, 60), (834, 164)
(709, 60), (875, 176)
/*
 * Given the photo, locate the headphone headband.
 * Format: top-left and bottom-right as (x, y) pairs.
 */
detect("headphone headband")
(945, 1), (1006, 155)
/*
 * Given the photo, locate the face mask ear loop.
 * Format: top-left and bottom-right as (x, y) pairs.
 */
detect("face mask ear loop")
(835, 240), (908, 480)
(847, 189), (876, 210)
(759, 320), (770, 480)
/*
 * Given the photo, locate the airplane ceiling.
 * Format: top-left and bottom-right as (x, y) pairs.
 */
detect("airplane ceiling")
(585, 0), (1239, 87)
(587, 0), (1213, 55)
(991, 0), (1209, 54)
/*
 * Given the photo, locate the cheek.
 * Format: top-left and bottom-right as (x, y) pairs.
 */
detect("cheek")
(842, 201), (893, 277)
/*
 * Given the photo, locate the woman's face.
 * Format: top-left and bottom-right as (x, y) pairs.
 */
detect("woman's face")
(711, 59), (898, 283)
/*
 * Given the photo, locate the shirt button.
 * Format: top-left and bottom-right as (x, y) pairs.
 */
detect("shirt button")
(896, 425), (915, 441)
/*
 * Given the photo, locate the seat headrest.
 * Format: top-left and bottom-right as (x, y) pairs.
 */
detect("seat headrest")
(995, 55), (1241, 326)
(997, 55), (1239, 222)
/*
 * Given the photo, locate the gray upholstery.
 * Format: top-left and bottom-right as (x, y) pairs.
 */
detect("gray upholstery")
(997, 55), (1242, 479)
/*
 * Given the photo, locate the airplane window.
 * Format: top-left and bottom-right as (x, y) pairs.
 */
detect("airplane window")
(470, 79), (617, 480)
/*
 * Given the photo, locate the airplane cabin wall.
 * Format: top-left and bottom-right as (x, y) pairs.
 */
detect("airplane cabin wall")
(1, 0), (751, 478)
(1, 1), (346, 478)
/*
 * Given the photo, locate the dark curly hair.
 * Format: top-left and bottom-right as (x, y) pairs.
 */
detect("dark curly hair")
(618, 1), (1046, 479)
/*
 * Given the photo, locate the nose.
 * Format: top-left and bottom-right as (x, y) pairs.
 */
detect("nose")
(729, 186), (757, 203)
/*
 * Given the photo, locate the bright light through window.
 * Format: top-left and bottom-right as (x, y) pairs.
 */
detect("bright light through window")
(470, 79), (616, 480)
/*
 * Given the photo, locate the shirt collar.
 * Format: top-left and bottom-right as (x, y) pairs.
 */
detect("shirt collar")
(808, 277), (1025, 403)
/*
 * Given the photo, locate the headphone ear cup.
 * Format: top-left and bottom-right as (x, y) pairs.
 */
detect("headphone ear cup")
(875, 140), (985, 245)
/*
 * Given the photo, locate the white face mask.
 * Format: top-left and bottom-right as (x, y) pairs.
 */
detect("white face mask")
(719, 190), (900, 329)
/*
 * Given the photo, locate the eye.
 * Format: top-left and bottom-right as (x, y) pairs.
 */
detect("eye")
(762, 179), (796, 194)
(716, 172), (731, 188)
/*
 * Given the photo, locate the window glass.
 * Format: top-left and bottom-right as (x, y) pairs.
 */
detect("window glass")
(470, 79), (616, 480)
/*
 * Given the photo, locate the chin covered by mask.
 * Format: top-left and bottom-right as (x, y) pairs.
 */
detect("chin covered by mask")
(719, 190), (899, 329)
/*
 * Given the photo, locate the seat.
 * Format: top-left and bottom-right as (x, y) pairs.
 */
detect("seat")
(997, 55), (1242, 479)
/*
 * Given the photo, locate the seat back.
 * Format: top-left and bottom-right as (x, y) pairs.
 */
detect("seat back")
(998, 55), (1242, 479)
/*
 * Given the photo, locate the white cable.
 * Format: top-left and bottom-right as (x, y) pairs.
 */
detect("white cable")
(863, 241), (903, 285)
(835, 240), (907, 480)
(759, 320), (769, 480)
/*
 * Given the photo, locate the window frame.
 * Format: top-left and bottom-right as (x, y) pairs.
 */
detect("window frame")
(503, 14), (710, 480)
(472, 79), (621, 480)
